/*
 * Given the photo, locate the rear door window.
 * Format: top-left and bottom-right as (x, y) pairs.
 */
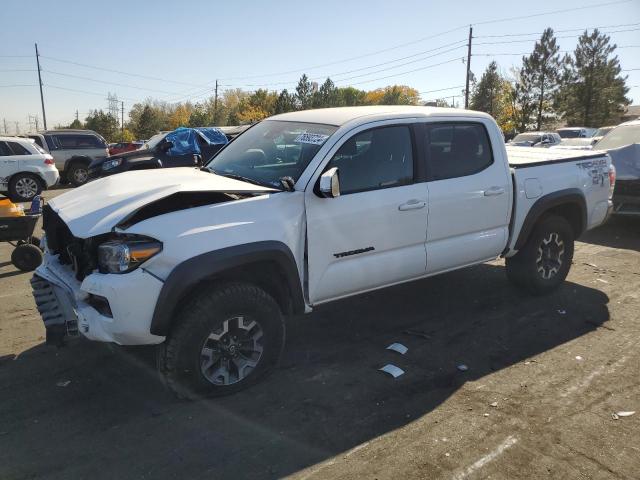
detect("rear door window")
(425, 123), (493, 180)
(7, 141), (32, 155)
(0, 142), (13, 156)
(54, 134), (105, 149)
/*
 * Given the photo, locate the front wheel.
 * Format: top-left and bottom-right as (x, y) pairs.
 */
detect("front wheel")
(506, 215), (574, 295)
(158, 282), (285, 399)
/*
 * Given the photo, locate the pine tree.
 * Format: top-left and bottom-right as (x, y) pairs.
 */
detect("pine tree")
(470, 61), (503, 117)
(295, 74), (313, 110)
(509, 66), (537, 132)
(522, 28), (562, 131)
(274, 89), (296, 114)
(555, 29), (630, 127)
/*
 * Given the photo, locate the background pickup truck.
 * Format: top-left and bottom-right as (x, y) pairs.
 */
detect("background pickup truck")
(31, 106), (614, 398)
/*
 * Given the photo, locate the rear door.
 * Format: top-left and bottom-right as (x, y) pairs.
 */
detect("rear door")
(305, 122), (428, 304)
(421, 120), (511, 274)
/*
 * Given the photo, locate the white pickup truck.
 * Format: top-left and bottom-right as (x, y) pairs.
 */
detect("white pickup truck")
(31, 106), (614, 397)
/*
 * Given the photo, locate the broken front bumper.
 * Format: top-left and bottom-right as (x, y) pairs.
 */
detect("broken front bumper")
(31, 252), (166, 346)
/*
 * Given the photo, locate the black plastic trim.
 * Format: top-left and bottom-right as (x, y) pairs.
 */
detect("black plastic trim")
(509, 152), (605, 169)
(513, 188), (587, 250)
(150, 241), (304, 336)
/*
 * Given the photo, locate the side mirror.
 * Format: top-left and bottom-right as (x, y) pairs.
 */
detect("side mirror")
(541, 138), (550, 145)
(319, 167), (340, 198)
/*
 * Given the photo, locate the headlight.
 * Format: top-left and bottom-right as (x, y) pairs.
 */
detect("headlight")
(102, 158), (123, 170)
(97, 238), (162, 273)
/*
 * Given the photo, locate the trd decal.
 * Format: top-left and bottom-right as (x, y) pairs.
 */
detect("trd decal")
(333, 246), (375, 258)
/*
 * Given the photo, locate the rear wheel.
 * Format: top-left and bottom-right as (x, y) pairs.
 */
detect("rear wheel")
(8, 173), (42, 202)
(506, 215), (574, 295)
(66, 163), (89, 187)
(158, 282), (285, 399)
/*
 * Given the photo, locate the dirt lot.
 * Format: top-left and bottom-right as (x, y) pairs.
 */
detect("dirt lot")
(1, 187), (639, 480)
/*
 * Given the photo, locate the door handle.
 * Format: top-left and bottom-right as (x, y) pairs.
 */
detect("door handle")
(398, 200), (427, 211)
(484, 186), (505, 196)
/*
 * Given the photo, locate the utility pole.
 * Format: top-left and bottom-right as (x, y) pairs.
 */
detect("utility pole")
(3, 119), (7, 134)
(75, 109), (79, 122)
(213, 79), (219, 125)
(15, 122), (20, 135)
(121, 101), (124, 141)
(35, 43), (47, 130)
(464, 26), (473, 109)
(35, 115), (39, 131)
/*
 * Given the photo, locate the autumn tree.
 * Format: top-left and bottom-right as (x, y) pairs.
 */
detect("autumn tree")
(337, 87), (367, 106)
(555, 29), (630, 126)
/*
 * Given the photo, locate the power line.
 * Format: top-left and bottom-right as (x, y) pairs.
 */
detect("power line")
(474, 21), (640, 38)
(0, 84), (38, 88)
(0, 69), (36, 72)
(41, 69), (183, 96)
(44, 84), (141, 103)
(419, 85), (465, 94)
(474, 27), (640, 46)
(39, 55), (212, 88)
(473, 45), (640, 56)
(472, 0), (631, 26)
(342, 57), (463, 86)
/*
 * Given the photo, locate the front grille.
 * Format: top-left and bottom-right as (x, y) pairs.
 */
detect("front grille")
(42, 205), (99, 280)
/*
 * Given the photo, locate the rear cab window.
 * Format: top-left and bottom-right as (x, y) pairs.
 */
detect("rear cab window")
(424, 123), (493, 180)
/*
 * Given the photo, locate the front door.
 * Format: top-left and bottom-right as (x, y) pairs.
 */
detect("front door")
(305, 124), (428, 304)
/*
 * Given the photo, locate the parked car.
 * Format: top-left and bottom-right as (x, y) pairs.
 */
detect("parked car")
(0, 136), (59, 201)
(88, 127), (228, 179)
(508, 132), (561, 147)
(591, 126), (616, 145)
(593, 119), (640, 215)
(31, 106), (613, 397)
(557, 127), (596, 139)
(108, 141), (144, 156)
(26, 130), (109, 187)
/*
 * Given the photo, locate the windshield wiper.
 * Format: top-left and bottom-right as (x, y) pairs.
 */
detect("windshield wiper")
(209, 169), (282, 190)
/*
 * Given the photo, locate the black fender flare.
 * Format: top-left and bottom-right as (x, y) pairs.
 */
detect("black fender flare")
(149, 241), (305, 336)
(514, 188), (587, 250)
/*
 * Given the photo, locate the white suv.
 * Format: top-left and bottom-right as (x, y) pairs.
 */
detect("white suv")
(0, 136), (59, 202)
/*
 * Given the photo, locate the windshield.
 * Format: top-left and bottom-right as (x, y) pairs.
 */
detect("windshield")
(558, 129), (582, 138)
(142, 133), (167, 150)
(513, 133), (542, 143)
(594, 127), (614, 138)
(594, 124), (640, 150)
(206, 120), (337, 189)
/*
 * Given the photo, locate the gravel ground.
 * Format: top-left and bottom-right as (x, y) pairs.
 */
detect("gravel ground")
(0, 187), (638, 480)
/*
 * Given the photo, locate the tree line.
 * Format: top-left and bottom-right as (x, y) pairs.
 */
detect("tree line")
(470, 28), (630, 134)
(63, 28), (630, 142)
(66, 81), (420, 142)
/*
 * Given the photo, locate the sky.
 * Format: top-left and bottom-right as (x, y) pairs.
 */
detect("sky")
(1, 0), (639, 133)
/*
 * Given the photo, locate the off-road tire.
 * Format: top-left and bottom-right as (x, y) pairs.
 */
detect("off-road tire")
(158, 282), (285, 399)
(506, 214), (574, 295)
(8, 173), (43, 202)
(11, 243), (43, 271)
(66, 163), (89, 187)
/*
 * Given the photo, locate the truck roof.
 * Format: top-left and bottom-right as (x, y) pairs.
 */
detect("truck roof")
(269, 106), (492, 126)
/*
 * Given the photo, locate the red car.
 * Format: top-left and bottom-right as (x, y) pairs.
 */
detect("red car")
(108, 141), (143, 156)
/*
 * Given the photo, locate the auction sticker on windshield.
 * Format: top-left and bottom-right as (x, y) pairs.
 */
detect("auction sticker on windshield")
(294, 133), (330, 145)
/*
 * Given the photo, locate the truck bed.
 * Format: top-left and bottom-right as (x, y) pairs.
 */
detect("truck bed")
(506, 146), (606, 168)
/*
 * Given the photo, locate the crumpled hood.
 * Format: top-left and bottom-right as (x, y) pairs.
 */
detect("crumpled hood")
(49, 167), (275, 238)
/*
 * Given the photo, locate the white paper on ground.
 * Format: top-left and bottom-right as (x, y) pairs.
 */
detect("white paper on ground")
(386, 343), (408, 355)
(379, 364), (405, 378)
